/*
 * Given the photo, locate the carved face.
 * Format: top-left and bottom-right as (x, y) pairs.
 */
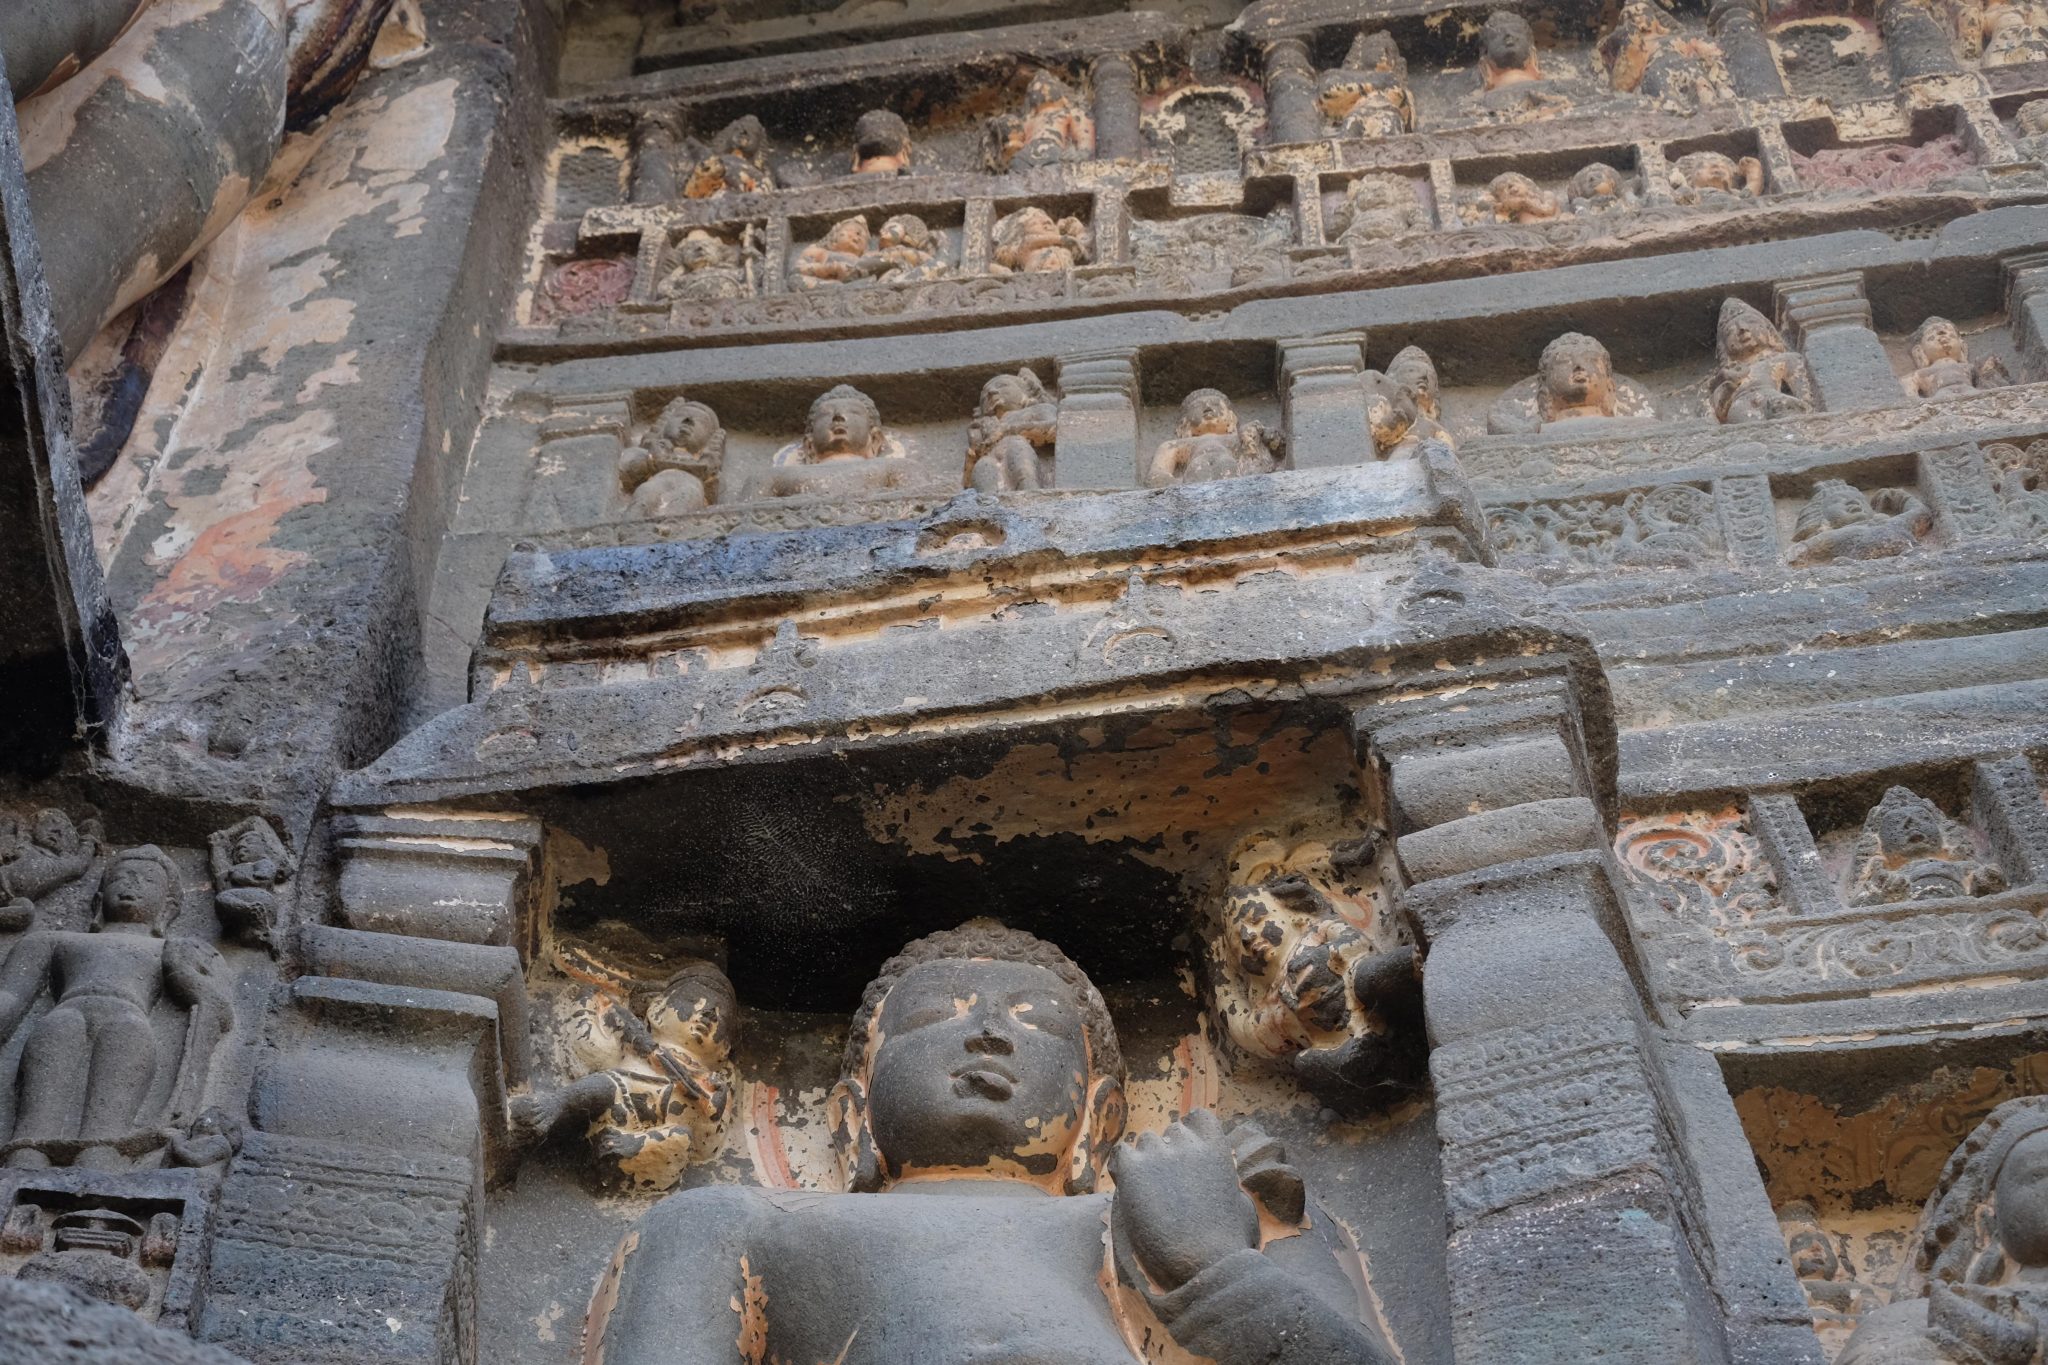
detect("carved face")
(656, 401), (720, 454)
(647, 976), (735, 1069)
(821, 218), (870, 254)
(1177, 389), (1237, 437)
(99, 856), (171, 928)
(879, 215), (933, 252)
(716, 116), (766, 161)
(980, 374), (1032, 417)
(1490, 173), (1556, 219)
(1570, 163), (1623, 202)
(864, 958), (1091, 1181)
(676, 232), (734, 273)
(1913, 318), (1967, 367)
(1539, 335), (1617, 416)
(32, 810), (74, 852)
(1221, 876), (1368, 1042)
(1874, 792), (1945, 857)
(1808, 480), (1876, 531)
(1482, 11), (1536, 69)
(809, 392), (879, 458)
(1997, 1129), (2048, 1268)
(1388, 347), (1440, 418)
(1720, 307), (1783, 362)
(1684, 153), (1739, 192)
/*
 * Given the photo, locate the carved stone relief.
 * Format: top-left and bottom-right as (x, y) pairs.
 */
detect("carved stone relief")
(1143, 389), (1284, 487)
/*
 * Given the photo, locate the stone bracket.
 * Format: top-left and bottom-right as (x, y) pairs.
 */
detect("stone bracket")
(334, 810), (544, 954)
(1277, 331), (1368, 471)
(1774, 272), (1899, 411)
(1054, 348), (1141, 489)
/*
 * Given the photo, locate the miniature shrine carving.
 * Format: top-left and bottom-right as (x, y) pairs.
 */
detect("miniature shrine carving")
(588, 925), (1393, 1364)
(620, 396), (726, 517)
(1144, 390), (1285, 487)
(1712, 299), (1817, 424)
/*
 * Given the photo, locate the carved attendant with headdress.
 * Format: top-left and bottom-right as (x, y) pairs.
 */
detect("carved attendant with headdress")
(1315, 31), (1415, 140)
(967, 367), (1059, 492)
(1840, 1096), (2048, 1363)
(988, 70), (1097, 171)
(588, 923), (1394, 1364)
(1145, 389), (1285, 487)
(1711, 299), (1816, 424)
(682, 115), (777, 199)
(1787, 480), (1932, 566)
(1903, 317), (2012, 401)
(1845, 787), (2007, 906)
(619, 396), (726, 518)
(1465, 11), (1581, 122)
(1598, 0), (1735, 108)
(744, 385), (936, 501)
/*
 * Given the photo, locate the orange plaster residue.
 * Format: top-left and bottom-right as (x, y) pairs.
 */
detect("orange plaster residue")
(746, 1082), (799, 1189)
(733, 1255), (769, 1365)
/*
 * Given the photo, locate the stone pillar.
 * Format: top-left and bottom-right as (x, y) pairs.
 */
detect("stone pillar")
(1918, 443), (2005, 542)
(2004, 250), (2048, 376)
(1975, 755), (2048, 886)
(1278, 332), (1369, 470)
(1746, 793), (1838, 915)
(1877, 0), (1965, 81)
(631, 109), (683, 204)
(1262, 39), (1321, 145)
(1710, 0), (1787, 98)
(1055, 349), (1141, 488)
(1091, 53), (1144, 162)
(1774, 272), (1899, 410)
(334, 810), (545, 951)
(1356, 661), (1811, 1365)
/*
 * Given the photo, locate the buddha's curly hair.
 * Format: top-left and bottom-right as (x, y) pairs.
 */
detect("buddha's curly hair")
(839, 923), (1124, 1090)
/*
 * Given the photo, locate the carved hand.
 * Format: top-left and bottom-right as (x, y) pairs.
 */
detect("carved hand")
(1110, 1109), (1261, 1293)
(163, 937), (231, 1018)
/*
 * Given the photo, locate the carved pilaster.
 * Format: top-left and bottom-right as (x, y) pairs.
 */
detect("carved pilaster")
(1713, 473), (1781, 566)
(1262, 39), (1321, 146)
(1635, 141), (1675, 207)
(523, 392), (632, 531)
(1090, 53), (1143, 163)
(1877, 0), (1965, 81)
(334, 811), (544, 951)
(1973, 755), (2048, 887)
(1709, 0), (1787, 98)
(2004, 250), (2048, 375)
(1277, 332), (1367, 471)
(1753, 122), (1800, 193)
(961, 197), (994, 276)
(630, 108), (684, 205)
(1773, 272), (1899, 410)
(1919, 444), (2006, 544)
(1054, 349), (1141, 489)
(1746, 793), (1838, 915)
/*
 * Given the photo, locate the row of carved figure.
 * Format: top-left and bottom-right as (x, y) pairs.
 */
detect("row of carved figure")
(658, 3), (2048, 209)
(614, 351), (1445, 516)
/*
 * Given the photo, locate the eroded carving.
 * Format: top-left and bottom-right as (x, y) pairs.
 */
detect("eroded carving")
(207, 816), (292, 947)
(1616, 807), (1781, 930)
(1713, 298), (1817, 424)
(682, 115), (777, 199)
(966, 367), (1058, 492)
(1465, 11), (1586, 123)
(1144, 389), (1285, 487)
(1462, 171), (1565, 225)
(657, 227), (759, 303)
(1488, 331), (1657, 434)
(1987, 440), (2048, 537)
(987, 70), (1095, 172)
(1315, 31), (1414, 140)
(852, 109), (914, 176)
(1793, 136), (1981, 195)
(1845, 786), (2008, 905)
(1362, 345), (1450, 460)
(513, 959), (737, 1191)
(794, 213), (954, 290)
(620, 396), (726, 518)
(1328, 175), (1429, 245)
(1490, 484), (1727, 570)
(1669, 150), (1765, 207)
(590, 925), (1393, 1364)
(744, 385), (933, 501)
(1903, 317), (2012, 401)
(0, 811), (101, 932)
(989, 206), (1092, 275)
(1599, 0), (1736, 108)
(1787, 480), (1933, 566)
(0, 848), (231, 1170)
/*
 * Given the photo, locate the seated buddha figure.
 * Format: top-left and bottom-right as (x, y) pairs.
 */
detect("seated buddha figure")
(1839, 1096), (2048, 1364)
(1786, 479), (1932, 566)
(1902, 316), (2012, 401)
(1711, 299), (1816, 424)
(1327, 175), (1428, 245)
(1145, 389), (1285, 487)
(1315, 32), (1415, 140)
(1669, 150), (1766, 208)
(742, 385), (936, 501)
(588, 924), (1393, 1365)
(967, 367), (1060, 492)
(619, 396), (726, 518)
(988, 70), (1097, 171)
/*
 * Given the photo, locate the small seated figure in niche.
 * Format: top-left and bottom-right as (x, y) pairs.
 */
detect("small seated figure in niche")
(1205, 842), (1420, 1113)
(1466, 11), (1581, 122)
(852, 109), (914, 176)
(657, 227), (751, 302)
(874, 214), (952, 283)
(1464, 171), (1564, 224)
(0, 809), (101, 931)
(1711, 299), (1817, 424)
(967, 367), (1059, 492)
(1669, 150), (1766, 207)
(1314, 31), (1415, 140)
(682, 115), (776, 199)
(987, 69), (1097, 171)
(1489, 331), (1659, 433)
(1361, 346), (1452, 460)
(590, 923), (1395, 1365)
(208, 815), (293, 946)
(745, 384), (933, 501)
(0, 846), (231, 1170)
(511, 961), (737, 1191)
(990, 206), (1092, 274)
(1845, 786), (2008, 905)
(619, 396), (725, 518)
(1598, 0), (1735, 109)
(1144, 389), (1285, 488)
(1979, 0), (2048, 67)
(2015, 99), (2048, 159)
(1778, 1200), (1881, 1348)
(1786, 479), (1933, 566)
(1566, 162), (1637, 214)
(1327, 175), (1427, 245)
(1902, 316), (2012, 401)
(1838, 1096), (2048, 1364)
(794, 215), (875, 289)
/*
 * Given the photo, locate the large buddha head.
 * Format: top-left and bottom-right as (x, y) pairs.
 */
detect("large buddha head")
(97, 845), (181, 934)
(804, 385), (886, 461)
(829, 924), (1126, 1195)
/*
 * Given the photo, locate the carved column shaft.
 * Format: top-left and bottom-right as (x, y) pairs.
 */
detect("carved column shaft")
(1091, 53), (1144, 162)
(1262, 39), (1322, 145)
(2005, 250), (2048, 375)
(1773, 272), (1899, 411)
(1877, 0), (1966, 80)
(631, 109), (684, 205)
(1055, 349), (1141, 488)
(1278, 332), (1368, 470)
(1710, 0), (1788, 99)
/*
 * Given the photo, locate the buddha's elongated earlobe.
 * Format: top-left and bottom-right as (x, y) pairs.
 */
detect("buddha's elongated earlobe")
(1065, 1076), (1126, 1196)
